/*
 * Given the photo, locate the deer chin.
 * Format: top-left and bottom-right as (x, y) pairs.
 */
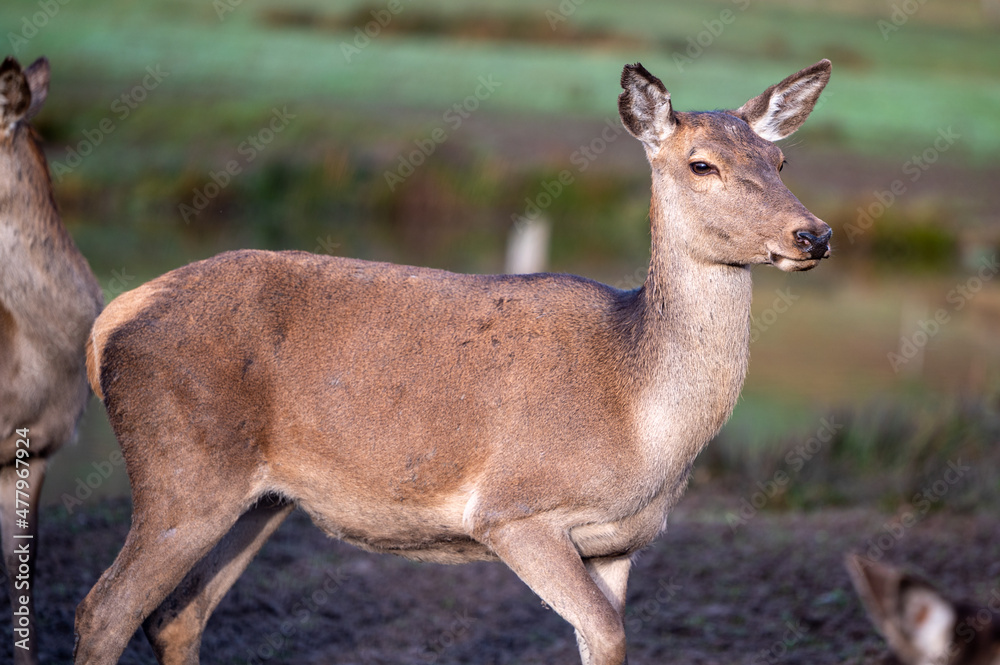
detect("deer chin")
(766, 251), (822, 272)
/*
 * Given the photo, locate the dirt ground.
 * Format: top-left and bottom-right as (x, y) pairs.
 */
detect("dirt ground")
(2, 488), (998, 664)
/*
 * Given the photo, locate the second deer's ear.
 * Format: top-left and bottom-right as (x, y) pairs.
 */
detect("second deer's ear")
(737, 59), (831, 142)
(897, 584), (957, 665)
(846, 553), (904, 635)
(23, 57), (50, 122)
(845, 553), (957, 665)
(619, 63), (676, 152)
(0, 57), (31, 126)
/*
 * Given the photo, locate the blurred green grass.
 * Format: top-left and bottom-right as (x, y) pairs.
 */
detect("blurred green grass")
(7, 0), (1000, 158)
(698, 395), (1000, 513)
(3, 0), (998, 511)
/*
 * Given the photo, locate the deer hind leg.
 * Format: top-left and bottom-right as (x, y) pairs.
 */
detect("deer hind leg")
(484, 520), (628, 665)
(73, 478), (251, 665)
(142, 496), (294, 665)
(0, 455), (47, 665)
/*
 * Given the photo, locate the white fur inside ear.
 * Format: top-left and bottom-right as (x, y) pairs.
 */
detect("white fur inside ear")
(753, 79), (812, 142)
(633, 90), (675, 150)
(619, 64), (677, 152)
(902, 587), (956, 665)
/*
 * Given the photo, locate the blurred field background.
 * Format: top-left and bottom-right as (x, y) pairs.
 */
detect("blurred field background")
(2, 0), (999, 514)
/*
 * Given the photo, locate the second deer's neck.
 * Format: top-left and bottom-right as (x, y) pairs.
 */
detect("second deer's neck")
(0, 128), (102, 321)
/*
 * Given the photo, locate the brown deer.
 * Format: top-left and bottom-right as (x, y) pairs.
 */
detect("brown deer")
(846, 554), (1000, 665)
(0, 55), (103, 664)
(74, 60), (832, 665)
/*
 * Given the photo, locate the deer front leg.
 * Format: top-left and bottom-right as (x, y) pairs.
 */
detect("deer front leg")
(0, 456), (47, 665)
(584, 555), (631, 616)
(578, 555), (631, 660)
(484, 520), (628, 665)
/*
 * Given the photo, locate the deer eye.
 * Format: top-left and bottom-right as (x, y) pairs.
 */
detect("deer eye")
(779, 160), (788, 172)
(690, 161), (715, 176)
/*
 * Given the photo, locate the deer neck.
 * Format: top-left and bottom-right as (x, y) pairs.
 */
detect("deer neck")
(624, 180), (752, 480)
(0, 127), (101, 322)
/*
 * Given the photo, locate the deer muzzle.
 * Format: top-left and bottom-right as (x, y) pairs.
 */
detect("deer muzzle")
(794, 227), (832, 259)
(767, 220), (832, 271)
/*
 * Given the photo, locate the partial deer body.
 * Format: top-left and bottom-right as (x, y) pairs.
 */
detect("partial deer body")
(847, 554), (1000, 665)
(75, 60), (832, 665)
(0, 56), (103, 664)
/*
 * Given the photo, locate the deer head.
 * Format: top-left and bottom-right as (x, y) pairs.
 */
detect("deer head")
(619, 59), (832, 272)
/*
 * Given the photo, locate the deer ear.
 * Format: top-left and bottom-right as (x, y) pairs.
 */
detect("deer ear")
(0, 57), (31, 126)
(845, 554), (957, 665)
(23, 57), (49, 122)
(737, 59), (831, 142)
(897, 584), (957, 664)
(619, 63), (676, 151)
(846, 554), (905, 637)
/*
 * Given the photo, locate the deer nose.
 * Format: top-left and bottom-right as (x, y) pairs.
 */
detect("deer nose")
(794, 227), (832, 258)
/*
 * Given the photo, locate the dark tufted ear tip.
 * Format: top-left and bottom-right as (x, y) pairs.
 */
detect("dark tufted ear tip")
(0, 55), (31, 122)
(620, 63), (641, 88)
(803, 59), (832, 85)
(1, 56), (22, 75)
(620, 63), (666, 93)
(618, 62), (675, 148)
(27, 56), (50, 78)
